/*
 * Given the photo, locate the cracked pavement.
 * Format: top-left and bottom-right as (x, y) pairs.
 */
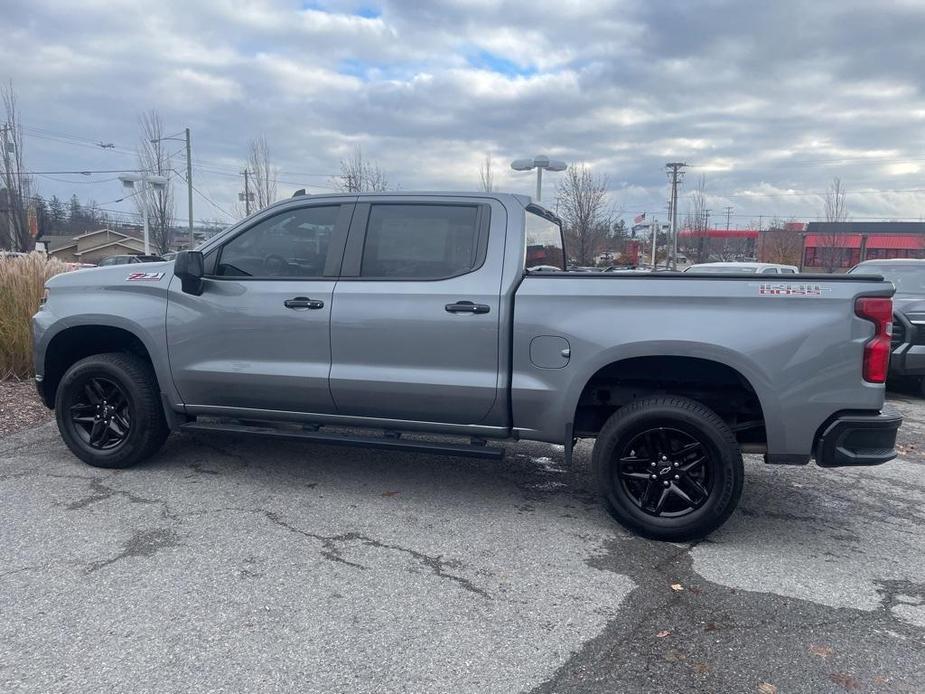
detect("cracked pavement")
(1, 393), (924, 693)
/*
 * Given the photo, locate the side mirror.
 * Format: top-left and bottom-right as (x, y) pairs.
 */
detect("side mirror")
(174, 250), (204, 295)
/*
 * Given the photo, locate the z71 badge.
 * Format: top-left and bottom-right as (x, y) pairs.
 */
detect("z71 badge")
(126, 272), (165, 282)
(758, 282), (831, 296)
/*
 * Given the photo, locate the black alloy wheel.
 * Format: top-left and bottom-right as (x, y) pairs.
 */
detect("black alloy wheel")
(592, 396), (744, 541)
(55, 352), (169, 468)
(67, 376), (132, 450)
(616, 427), (712, 518)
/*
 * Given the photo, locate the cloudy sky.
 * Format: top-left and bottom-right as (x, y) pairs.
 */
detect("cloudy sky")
(3, 0), (925, 228)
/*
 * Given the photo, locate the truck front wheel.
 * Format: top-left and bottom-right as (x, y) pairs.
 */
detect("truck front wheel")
(592, 396), (743, 541)
(54, 352), (169, 469)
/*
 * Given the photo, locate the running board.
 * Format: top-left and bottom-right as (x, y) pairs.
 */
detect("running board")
(179, 421), (505, 460)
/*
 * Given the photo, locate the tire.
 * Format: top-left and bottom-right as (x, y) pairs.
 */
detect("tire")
(54, 352), (169, 469)
(592, 395), (743, 541)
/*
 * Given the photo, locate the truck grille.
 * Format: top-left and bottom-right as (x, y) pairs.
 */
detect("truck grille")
(892, 317), (905, 348)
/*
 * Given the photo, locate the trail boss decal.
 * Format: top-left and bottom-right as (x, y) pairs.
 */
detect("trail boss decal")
(126, 272), (165, 282)
(758, 282), (831, 296)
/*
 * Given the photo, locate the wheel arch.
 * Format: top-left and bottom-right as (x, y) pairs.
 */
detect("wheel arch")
(39, 319), (168, 410)
(567, 342), (780, 448)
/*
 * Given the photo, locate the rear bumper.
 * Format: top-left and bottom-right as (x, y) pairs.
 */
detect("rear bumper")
(814, 406), (902, 468)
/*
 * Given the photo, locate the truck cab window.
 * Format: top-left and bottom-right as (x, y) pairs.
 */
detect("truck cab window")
(217, 205), (339, 278)
(360, 204), (480, 279)
(525, 210), (565, 271)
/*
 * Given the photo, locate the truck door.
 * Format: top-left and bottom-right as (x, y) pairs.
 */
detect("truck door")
(166, 201), (353, 415)
(329, 198), (504, 425)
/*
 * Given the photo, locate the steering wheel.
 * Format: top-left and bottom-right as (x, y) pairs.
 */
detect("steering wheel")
(263, 254), (288, 276)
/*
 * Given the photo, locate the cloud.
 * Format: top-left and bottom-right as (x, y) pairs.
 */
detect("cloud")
(2, 0), (925, 223)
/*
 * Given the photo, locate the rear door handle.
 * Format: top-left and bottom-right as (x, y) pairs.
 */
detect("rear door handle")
(284, 296), (325, 310)
(445, 301), (490, 314)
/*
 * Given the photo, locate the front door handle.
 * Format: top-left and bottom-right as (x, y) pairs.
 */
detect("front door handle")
(445, 301), (490, 314)
(284, 296), (325, 310)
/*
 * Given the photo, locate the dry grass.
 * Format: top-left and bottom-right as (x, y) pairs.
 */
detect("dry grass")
(0, 253), (68, 378)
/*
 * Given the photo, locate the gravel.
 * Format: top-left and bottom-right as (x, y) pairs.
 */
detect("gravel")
(0, 378), (51, 438)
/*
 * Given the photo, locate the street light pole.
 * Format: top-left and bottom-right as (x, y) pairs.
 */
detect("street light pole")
(511, 155), (567, 202)
(118, 172), (168, 255)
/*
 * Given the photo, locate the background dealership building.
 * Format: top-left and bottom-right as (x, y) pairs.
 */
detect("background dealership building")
(680, 221), (925, 271)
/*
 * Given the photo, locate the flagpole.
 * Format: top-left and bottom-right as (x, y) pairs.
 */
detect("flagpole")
(651, 217), (657, 269)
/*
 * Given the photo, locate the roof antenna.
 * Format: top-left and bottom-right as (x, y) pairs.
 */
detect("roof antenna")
(292, 188), (306, 198)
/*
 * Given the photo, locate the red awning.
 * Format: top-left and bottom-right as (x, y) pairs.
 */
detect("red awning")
(865, 235), (924, 250)
(803, 234), (863, 248)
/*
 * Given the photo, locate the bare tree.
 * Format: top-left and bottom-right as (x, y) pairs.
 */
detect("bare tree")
(760, 218), (803, 266)
(478, 152), (494, 192)
(681, 175), (709, 263)
(824, 176), (848, 223)
(556, 164), (612, 266)
(816, 177), (850, 272)
(135, 111), (174, 255)
(332, 146), (388, 193)
(0, 82), (35, 251)
(248, 135), (278, 209)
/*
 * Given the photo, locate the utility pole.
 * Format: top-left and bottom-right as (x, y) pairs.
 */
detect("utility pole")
(724, 205), (733, 232)
(666, 162), (687, 270)
(704, 209), (711, 232)
(185, 128), (194, 248)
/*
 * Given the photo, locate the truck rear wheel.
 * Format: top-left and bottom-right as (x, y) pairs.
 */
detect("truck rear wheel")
(54, 352), (169, 469)
(592, 396), (743, 541)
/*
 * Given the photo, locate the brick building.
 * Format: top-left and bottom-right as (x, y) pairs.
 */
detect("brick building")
(800, 222), (925, 271)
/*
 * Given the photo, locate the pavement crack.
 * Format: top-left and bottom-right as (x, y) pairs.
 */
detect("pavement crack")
(262, 511), (490, 598)
(65, 478), (159, 511)
(264, 511), (368, 570)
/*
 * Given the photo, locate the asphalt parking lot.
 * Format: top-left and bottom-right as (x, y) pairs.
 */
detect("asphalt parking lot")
(1, 394), (924, 693)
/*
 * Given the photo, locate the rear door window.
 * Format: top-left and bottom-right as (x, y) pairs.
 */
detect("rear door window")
(359, 204), (483, 279)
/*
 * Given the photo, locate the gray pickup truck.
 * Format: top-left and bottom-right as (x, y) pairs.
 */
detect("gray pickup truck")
(33, 192), (901, 540)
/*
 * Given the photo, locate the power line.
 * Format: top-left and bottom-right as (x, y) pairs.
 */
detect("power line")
(36, 174), (121, 185)
(9, 168), (146, 175)
(171, 168), (234, 218)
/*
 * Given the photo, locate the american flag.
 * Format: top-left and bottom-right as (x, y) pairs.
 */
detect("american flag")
(634, 212), (646, 224)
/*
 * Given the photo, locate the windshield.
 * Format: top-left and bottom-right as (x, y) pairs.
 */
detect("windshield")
(685, 265), (757, 274)
(850, 264), (925, 294)
(525, 209), (565, 271)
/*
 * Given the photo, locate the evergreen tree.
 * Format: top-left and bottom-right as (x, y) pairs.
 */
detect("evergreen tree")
(68, 195), (82, 225)
(48, 195), (67, 232)
(32, 194), (51, 238)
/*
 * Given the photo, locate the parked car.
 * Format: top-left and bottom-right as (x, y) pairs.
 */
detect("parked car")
(33, 192), (900, 541)
(0, 251), (27, 261)
(685, 262), (799, 274)
(97, 254), (164, 266)
(849, 259), (925, 394)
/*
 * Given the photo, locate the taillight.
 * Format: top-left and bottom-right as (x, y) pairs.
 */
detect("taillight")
(855, 296), (892, 383)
